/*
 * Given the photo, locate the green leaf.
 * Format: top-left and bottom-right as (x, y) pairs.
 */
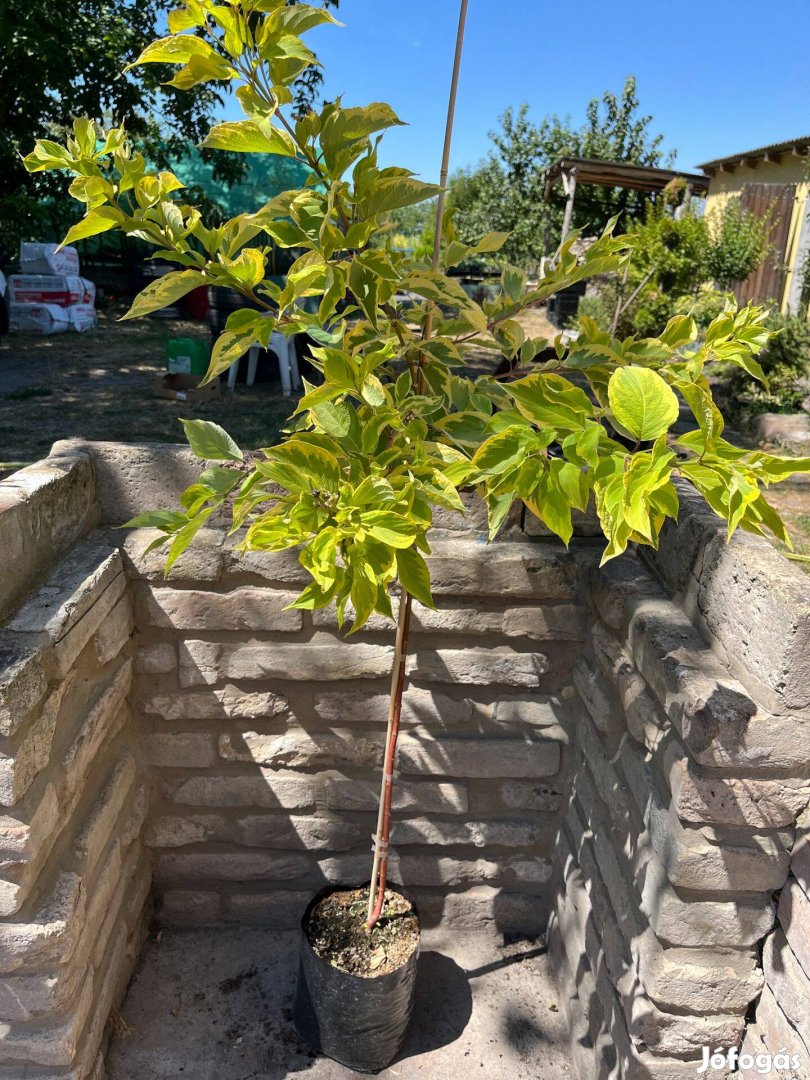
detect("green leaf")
(120, 510), (187, 531)
(361, 373), (386, 406)
(181, 419), (243, 462)
(607, 366), (679, 442)
(659, 314), (697, 349)
(509, 373), (594, 432)
(359, 177), (440, 218)
(165, 508), (215, 575)
(361, 511), (417, 548)
(200, 120), (297, 157)
(264, 441), (342, 493)
(121, 270), (203, 321)
(62, 207), (123, 246)
(396, 546), (434, 608)
(129, 34), (215, 66)
(205, 328), (258, 382)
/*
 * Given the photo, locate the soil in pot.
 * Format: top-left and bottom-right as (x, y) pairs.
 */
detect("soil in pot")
(293, 885), (421, 1073)
(304, 885), (419, 976)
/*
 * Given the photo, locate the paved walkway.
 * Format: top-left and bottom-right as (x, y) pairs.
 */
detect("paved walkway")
(106, 927), (572, 1080)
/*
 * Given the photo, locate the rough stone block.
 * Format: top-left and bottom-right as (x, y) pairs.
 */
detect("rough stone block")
(93, 595), (133, 666)
(502, 604), (586, 640)
(0, 873), (82, 974)
(393, 853), (552, 887)
(694, 528), (810, 711)
(324, 778), (468, 814)
(122, 526), (225, 583)
(238, 815), (364, 851)
(7, 540), (125, 679)
(592, 619), (669, 751)
(740, 985), (808, 1076)
(762, 929), (810, 1054)
(0, 449), (98, 624)
(166, 773), (316, 810)
(73, 755), (138, 872)
(573, 655), (623, 736)
(397, 732), (562, 778)
(425, 540), (577, 600)
(140, 585), (302, 632)
(409, 645), (549, 686)
(630, 599), (762, 766)
(219, 729), (382, 770)
(156, 850), (310, 883)
(590, 553), (663, 632)
(61, 660), (131, 800)
(225, 891), (310, 927)
(0, 674), (72, 806)
(496, 779), (565, 813)
(572, 752), (775, 948)
(664, 739), (810, 829)
(779, 874), (810, 978)
(178, 636), (393, 685)
(139, 684), (290, 722)
(391, 817), (545, 848)
(414, 885), (545, 934)
(145, 733), (216, 769)
(618, 735), (792, 893)
(0, 641), (48, 738)
(159, 890), (221, 924)
(222, 535), (309, 585)
(314, 686), (472, 728)
(134, 642), (176, 675)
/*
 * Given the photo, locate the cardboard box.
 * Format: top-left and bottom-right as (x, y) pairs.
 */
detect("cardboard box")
(9, 302), (70, 334)
(19, 242), (80, 276)
(153, 373), (221, 403)
(8, 274), (84, 307)
(68, 302), (97, 332)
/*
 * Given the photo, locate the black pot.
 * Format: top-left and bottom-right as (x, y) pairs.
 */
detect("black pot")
(293, 885), (420, 1073)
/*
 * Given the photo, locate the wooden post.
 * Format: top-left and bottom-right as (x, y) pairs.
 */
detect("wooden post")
(560, 167), (578, 244)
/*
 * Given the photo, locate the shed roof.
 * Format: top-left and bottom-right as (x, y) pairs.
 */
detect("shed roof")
(698, 136), (810, 174)
(543, 157), (709, 201)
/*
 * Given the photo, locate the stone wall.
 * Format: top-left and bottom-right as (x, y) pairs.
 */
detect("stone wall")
(0, 455), (149, 1079)
(548, 482), (810, 1079)
(123, 522), (590, 933)
(1, 443), (809, 1080)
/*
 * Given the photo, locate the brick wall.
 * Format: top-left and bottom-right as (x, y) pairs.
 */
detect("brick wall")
(123, 521), (591, 933)
(548, 481), (810, 1078)
(0, 455), (149, 1080)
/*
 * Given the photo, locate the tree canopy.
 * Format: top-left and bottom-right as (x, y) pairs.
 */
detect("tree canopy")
(449, 77), (673, 271)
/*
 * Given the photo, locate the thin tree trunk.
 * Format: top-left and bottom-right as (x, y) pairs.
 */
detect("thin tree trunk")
(366, 0), (469, 929)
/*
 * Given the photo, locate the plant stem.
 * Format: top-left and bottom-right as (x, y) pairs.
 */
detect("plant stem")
(366, 0), (469, 929)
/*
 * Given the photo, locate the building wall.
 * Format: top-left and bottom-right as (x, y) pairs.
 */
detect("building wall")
(705, 161), (809, 314)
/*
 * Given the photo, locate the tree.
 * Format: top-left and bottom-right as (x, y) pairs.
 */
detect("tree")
(26, 1), (810, 938)
(450, 77), (672, 271)
(0, 0), (336, 254)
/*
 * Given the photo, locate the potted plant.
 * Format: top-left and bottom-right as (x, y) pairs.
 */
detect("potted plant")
(25, 1), (810, 1071)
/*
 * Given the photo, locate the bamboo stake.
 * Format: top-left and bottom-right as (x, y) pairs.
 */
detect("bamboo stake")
(366, 0), (470, 928)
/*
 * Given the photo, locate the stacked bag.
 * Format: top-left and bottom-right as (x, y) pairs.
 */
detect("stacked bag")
(8, 243), (97, 334)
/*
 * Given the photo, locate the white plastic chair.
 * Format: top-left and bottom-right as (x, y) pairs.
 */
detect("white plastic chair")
(226, 331), (301, 396)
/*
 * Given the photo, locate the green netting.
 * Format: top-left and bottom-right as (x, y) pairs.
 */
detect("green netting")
(173, 147), (313, 216)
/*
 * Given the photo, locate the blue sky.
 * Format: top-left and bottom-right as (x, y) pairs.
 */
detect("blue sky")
(226, 0), (810, 181)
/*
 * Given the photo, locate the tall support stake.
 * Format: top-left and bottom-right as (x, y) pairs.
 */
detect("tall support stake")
(366, 0), (470, 928)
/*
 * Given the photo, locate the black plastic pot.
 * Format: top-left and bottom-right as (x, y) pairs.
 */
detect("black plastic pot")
(293, 885), (420, 1073)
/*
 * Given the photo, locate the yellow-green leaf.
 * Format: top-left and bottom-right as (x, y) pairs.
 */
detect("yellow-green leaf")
(121, 269), (203, 320)
(607, 366), (680, 442)
(201, 120), (297, 157)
